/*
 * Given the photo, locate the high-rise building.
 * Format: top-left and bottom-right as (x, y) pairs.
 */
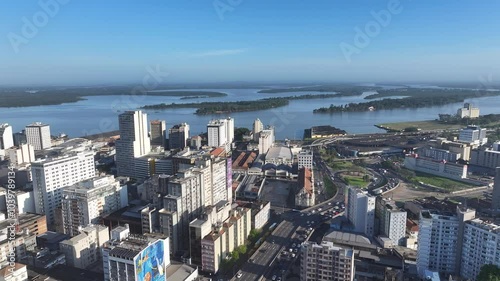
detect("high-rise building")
(168, 123), (189, 150)
(297, 149), (313, 170)
(493, 167), (500, 210)
(150, 120), (166, 148)
(0, 123), (14, 150)
(459, 125), (488, 146)
(59, 225), (109, 269)
(31, 151), (96, 227)
(258, 127), (275, 154)
(61, 175), (128, 236)
(25, 122), (51, 150)
(115, 111), (151, 178)
(346, 187), (375, 237)
(252, 118), (263, 142)
(300, 241), (355, 281)
(460, 218), (500, 280)
(416, 207), (475, 278)
(207, 118), (234, 148)
(103, 226), (170, 281)
(6, 143), (35, 167)
(376, 197), (407, 246)
(13, 130), (27, 147)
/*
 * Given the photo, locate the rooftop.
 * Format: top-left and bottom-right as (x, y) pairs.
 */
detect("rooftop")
(166, 262), (198, 281)
(266, 146), (293, 160)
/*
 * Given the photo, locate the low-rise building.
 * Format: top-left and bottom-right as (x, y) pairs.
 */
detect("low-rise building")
(59, 225), (109, 269)
(295, 168), (315, 208)
(470, 148), (500, 170)
(404, 153), (467, 180)
(0, 263), (28, 281)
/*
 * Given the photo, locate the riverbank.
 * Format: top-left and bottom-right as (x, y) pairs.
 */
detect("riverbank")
(375, 120), (464, 132)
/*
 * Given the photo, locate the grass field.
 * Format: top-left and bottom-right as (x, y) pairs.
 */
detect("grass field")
(323, 176), (337, 197)
(413, 172), (474, 191)
(343, 175), (369, 188)
(377, 120), (463, 131)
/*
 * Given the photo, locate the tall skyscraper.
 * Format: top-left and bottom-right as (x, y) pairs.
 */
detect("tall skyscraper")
(115, 111), (151, 178)
(61, 175), (128, 236)
(252, 118), (263, 141)
(0, 123), (14, 150)
(346, 187), (376, 237)
(492, 167), (500, 210)
(13, 130), (27, 146)
(25, 122), (51, 150)
(31, 151), (96, 227)
(300, 241), (355, 281)
(168, 123), (189, 150)
(150, 120), (166, 148)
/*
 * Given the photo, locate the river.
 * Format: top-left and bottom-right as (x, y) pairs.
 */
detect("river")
(1, 89), (499, 140)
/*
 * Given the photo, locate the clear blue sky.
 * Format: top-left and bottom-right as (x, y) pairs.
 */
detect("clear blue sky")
(1, 0), (499, 86)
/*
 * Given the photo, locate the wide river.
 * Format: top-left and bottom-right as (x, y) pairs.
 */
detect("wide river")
(1, 89), (500, 140)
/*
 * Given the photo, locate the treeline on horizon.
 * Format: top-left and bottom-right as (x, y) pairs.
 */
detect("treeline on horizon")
(314, 88), (500, 113)
(0, 87), (227, 108)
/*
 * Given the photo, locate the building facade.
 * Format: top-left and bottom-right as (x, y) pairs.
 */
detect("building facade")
(115, 111), (151, 178)
(0, 124), (13, 150)
(404, 153), (467, 180)
(31, 151), (96, 227)
(346, 187), (375, 237)
(168, 123), (189, 150)
(25, 122), (51, 150)
(59, 225), (109, 269)
(376, 198), (407, 246)
(458, 125), (487, 146)
(61, 175), (128, 236)
(297, 149), (313, 170)
(6, 144), (35, 167)
(300, 241), (355, 281)
(252, 118), (263, 142)
(150, 120), (166, 148)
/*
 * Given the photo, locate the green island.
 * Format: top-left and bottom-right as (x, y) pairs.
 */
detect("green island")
(0, 86), (227, 108)
(258, 85), (379, 96)
(140, 93), (339, 115)
(313, 88), (500, 113)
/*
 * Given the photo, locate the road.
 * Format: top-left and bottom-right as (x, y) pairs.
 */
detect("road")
(232, 148), (346, 281)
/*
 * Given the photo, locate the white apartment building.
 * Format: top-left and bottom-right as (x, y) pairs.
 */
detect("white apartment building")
(0, 124), (13, 150)
(103, 229), (170, 281)
(207, 118), (234, 148)
(25, 122), (51, 150)
(59, 225), (109, 269)
(461, 219), (500, 280)
(258, 128), (275, 155)
(470, 149), (500, 170)
(61, 175), (128, 236)
(376, 198), (407, 246)
(300, 241), (355, 281)
(252, 118), (263, 141)
(346, 187), (375, 237)
(459, 125), (488, 146)
(297, 149), (314, 170)
(115, 111), (151, 178)
(457, 103), (480, 119)
(31, 151), (96, 227)
(6, 144), (35, 167)
(416, 208), (475, 278)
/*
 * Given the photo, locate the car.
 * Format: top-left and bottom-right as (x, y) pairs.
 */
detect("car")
(277, 277), (282, 281)
(318, 208), (322, 211)
(292, 243), (296, 248)
(293, 248), (298, 253)
(236, 272), (243, 278)
(249, 258), (254, 263)
(328, 202), (332, 206)
(272, 275), (277, 281)
(291, 253), (296, 258)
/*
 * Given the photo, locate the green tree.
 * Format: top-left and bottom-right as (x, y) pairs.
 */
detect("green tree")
(477, 264), (500, 281)
(235, 127), (250, 141)
(231, 250), (240, 261)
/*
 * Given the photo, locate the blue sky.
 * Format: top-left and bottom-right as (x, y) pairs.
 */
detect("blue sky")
(1, 0), (499, 86)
